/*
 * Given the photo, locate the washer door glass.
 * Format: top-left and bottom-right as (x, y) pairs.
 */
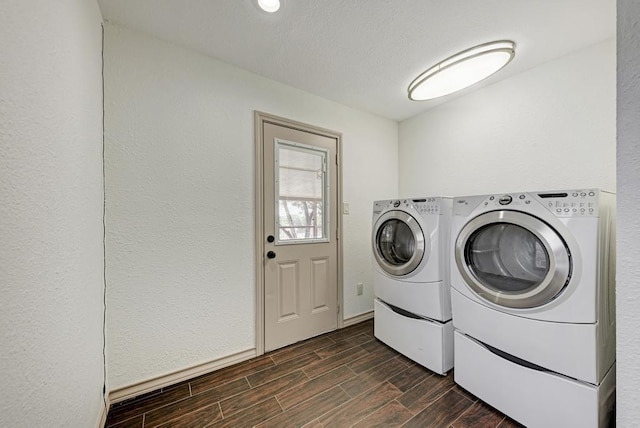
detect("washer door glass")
(373, 211), (425, 276)
(379, 219), (415, 264)
(455, 211), (571, 308)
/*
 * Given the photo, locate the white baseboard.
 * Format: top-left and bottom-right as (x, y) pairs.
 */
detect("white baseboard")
(108, 348), (257, 404)
(107, 316), (373, 407)
(96, 399), (108, 428)
(343, 310), (374, 327)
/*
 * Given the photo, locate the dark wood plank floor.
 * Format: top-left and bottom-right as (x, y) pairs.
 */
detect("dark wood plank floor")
(106, 319), (523, 428)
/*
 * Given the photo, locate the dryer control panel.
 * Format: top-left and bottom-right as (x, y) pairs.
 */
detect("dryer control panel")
(534, 190), (600, 217)
(453, 189), (614, 219)
(466, 190), (602, 217)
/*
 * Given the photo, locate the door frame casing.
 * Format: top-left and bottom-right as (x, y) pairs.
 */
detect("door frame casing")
(254, 111), (344, 356)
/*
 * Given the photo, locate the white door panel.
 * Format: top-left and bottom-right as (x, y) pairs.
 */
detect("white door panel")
(262, 119), (339, 352)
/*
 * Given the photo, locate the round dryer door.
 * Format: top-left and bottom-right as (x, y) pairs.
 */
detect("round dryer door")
(455, 210), (572, 309)
(373, 211), (426, 276)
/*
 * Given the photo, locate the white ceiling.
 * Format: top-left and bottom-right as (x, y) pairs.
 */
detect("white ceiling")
(97, 0), (615, 122)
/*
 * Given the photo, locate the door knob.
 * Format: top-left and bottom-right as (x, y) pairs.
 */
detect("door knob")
(267, 235), (275, 243)
(267, 251), (276, 259)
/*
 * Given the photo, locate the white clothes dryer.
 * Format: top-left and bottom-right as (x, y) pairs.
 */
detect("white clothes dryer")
(372, 197), (453, 374)
(450, 189), (616, 427)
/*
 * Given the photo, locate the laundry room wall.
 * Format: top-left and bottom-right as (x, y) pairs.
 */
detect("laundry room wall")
(398, 39), (615, 197)
(103, 23), (398, 391)
(0, 0), (106, 427)
(616, 0), (640, 424)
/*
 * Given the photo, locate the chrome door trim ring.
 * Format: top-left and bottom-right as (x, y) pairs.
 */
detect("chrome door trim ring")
(455, 210), (571, 309)
(373, 211), (425, 276)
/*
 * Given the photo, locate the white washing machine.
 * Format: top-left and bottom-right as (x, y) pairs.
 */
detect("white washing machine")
(372, 197), (453, 374)
(450, 189), (616, 427)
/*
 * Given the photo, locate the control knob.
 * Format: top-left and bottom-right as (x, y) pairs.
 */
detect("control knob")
(498, 195), (513, 205)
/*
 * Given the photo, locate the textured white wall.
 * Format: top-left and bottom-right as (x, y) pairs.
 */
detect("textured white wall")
(0, 1), (105, 427)
(400, 36), (623, 420)
(399, 39), (615, 197)
(617, 1), (640, 424)
(103, 23), (397, 390)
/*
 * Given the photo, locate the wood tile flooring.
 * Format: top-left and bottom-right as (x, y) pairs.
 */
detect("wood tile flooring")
(106, 320), (523, 428)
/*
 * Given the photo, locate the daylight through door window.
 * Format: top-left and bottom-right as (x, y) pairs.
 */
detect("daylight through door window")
(275, 139), (329, 244)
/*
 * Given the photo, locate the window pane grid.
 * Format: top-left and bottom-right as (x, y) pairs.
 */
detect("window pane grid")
(275, 139), (329, 244)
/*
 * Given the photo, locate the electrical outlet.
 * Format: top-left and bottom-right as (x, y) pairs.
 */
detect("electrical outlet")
(357, 282), (363, 296)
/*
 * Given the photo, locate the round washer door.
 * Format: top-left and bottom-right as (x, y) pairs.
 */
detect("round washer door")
(373, 211), (426, 276)
(455, 210), (572, 309)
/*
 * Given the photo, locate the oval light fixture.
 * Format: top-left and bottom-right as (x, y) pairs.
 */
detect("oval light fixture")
(408, 40), (516, 101)
(257, 0), (281, 13)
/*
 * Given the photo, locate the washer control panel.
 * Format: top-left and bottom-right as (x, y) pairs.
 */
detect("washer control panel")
(373, 197), (443, 216)
(411, 197), (442, 215)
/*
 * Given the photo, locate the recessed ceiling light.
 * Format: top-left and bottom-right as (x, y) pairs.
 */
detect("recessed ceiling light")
(408, 40), (516, 101)
(257, 0), (281, 13)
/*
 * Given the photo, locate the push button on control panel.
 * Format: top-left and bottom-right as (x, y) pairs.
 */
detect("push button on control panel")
(415, 202), (439, 214)
(540, 189), (599, 217)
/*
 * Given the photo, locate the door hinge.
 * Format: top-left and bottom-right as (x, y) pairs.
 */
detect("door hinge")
(337, 303), (340, 314)
(335, 153), (339, 165)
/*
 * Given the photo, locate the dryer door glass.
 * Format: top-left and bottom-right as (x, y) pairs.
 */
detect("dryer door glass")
(466, 223), (549, 294)
(373, 211), (425, 276)
(455, 211), (571, 309)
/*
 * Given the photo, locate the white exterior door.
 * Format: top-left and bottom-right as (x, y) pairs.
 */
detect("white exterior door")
(260, 118), (339, 352)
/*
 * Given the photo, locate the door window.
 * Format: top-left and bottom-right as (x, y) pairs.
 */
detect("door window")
(275, 139), (329, 244)
(465, 223), (550, 294)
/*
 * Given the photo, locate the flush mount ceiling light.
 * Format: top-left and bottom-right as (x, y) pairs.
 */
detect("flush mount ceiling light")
(408, 40), (516, 101)
(257, 0), (281, 13)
